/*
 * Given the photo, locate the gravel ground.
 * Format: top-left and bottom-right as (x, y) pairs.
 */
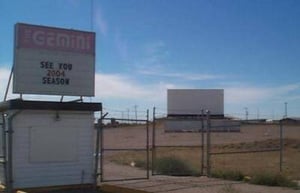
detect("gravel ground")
(101, 162), (300, 193)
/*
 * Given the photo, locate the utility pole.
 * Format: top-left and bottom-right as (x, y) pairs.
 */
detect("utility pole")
(127, 108), (130, 124)
(134, 105), (138, 124)
(257, 108), (260, 120)
(121, 111), (124, 123)
(284, 102), (288, 118)
(244, 107), (248, 121)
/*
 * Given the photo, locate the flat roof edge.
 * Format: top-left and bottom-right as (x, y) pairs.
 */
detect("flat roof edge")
(0, 99), (102, 112)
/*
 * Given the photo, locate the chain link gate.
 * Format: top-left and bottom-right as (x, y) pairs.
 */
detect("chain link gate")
(96, 110), (150, 182)
(152, 108), (212, 176)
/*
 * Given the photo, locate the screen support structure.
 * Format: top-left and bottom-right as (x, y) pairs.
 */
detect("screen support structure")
(3, 65), (23, 101)
(3, 65), (17, 102)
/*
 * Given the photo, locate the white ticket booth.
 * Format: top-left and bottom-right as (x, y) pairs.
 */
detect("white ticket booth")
(0, 99), (102, 190)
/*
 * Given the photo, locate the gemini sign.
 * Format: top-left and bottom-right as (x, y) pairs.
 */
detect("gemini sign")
(13, 23), (96, 96)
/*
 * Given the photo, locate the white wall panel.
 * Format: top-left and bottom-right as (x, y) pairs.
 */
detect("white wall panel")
(11, 110), (94, 188)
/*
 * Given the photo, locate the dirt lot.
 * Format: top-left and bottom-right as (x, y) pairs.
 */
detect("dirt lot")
(102, 121), (299, 148)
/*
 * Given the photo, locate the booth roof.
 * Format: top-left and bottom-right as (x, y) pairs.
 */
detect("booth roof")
(0, 99), (102, 112)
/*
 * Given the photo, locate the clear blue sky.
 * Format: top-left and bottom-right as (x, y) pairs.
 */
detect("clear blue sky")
(1, 0), (300, 119)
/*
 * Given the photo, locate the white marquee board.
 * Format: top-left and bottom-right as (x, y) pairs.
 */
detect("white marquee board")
(13, 23), (96, 96)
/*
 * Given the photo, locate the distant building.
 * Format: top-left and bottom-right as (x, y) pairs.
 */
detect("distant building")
(280, 117), (300, 125)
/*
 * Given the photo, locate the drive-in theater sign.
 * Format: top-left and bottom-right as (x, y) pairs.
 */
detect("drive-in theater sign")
(13, 23), (96, 96)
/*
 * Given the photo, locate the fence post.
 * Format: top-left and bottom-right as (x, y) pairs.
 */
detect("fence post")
(201, 109), (204, 176)
(100, 111), (106, 182)
(151, 107), (156, 176)
(279, 120), (283, 172)
(93, 118), (100, 187)
(146, 109), (150, 179)
(206, 111), (211, 177)
(6, 111), (21, 193)
(1, 113), (8, 190)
